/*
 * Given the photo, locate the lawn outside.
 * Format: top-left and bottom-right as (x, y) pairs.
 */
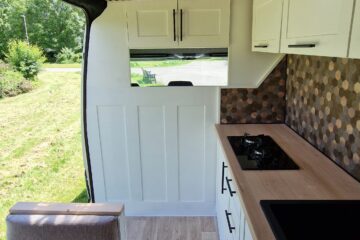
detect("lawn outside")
(0, 71), (87, 240)
(43, 63), (82, 69)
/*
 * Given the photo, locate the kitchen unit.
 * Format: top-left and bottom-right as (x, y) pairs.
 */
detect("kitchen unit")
(216, 124), (360, 240)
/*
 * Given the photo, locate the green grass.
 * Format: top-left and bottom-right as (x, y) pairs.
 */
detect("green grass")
(0, 71), (87, 240)
(131, 73), (143, 84)
(43, 63), (82, 68)
(131, 73), (164, 87)
(130, 60), (190, 68)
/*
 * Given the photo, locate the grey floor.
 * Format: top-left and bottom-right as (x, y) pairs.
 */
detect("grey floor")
(126, 217), (219, 240)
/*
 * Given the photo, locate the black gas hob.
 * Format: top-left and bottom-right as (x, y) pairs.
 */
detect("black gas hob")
(227, 134), (299, 170)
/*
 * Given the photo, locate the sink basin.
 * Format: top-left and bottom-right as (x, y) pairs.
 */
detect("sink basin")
(260, 200), (360, 240)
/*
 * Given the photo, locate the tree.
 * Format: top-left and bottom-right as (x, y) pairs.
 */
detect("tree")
(0, 0), (85, 61)
(0, 0), (27, 58)
(25, 0), (86, 60)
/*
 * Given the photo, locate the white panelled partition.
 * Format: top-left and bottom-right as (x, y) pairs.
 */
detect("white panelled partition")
(90, 88), (219, 215)
(86, 1), (218, 215)
(85, 0), (284, 216)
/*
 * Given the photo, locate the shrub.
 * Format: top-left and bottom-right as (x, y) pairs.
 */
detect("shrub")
(0, 70), (32, 98)
(5, 40), (46, 80)
(0, 60), (8, 74)
(56, 47), (82, 64)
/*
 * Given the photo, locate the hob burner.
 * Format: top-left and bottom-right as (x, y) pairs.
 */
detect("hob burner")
(227, 134), (299, 170)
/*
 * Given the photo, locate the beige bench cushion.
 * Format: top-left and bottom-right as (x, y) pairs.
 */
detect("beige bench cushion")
(10, 202), (124, 216)
(6, 214), (120, 240)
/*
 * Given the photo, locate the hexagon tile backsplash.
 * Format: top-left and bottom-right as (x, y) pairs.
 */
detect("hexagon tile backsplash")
(220, 56), (287, 124)
(286, 55), (360, 181)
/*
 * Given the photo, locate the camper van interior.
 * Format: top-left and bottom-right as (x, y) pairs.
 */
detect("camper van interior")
(5, 0), (360, 240)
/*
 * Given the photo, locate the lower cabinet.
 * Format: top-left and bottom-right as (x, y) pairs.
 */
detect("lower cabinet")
(244, 222), (253, 240)
(216, 143), (253, 240)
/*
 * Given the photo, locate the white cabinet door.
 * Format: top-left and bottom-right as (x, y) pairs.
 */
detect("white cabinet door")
(280, 0), (354, 57)
(178, 0), (231, 48)
(126, 0), (178, 49)
(252, 0), (283, 53)
(216, 144), (231, 240)
(349, 0), (360, 59)
(244, 222), (254, 240)
(229, 194), (245, 240)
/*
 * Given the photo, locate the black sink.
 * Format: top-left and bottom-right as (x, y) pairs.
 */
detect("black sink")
(260, 200), (360, 240)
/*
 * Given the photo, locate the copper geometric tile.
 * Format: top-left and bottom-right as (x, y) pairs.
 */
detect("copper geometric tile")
(220, 56), (287, 124)
(286, 55), (360, 181)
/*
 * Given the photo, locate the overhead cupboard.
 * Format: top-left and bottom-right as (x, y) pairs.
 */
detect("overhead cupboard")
(125, 0), (231, 49)
(252, 0), (360, 59)
(350, 0), (360, 59)
(252, 0), (283, 53)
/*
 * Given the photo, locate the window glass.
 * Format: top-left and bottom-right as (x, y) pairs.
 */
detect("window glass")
(130, 49), (228, 87)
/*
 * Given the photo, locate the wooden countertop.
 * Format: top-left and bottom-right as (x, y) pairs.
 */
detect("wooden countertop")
(216, 124), (360, 240)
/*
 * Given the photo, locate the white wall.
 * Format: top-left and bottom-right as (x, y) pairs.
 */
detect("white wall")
(85, 0), (282, 215)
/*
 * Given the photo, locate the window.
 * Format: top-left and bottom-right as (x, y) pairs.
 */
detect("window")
(130, 49), (228, 87)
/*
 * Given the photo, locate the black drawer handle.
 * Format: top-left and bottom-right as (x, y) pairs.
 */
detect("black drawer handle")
(225, 210), (235, 233)
(254, 44), (268, 48)
(226, 177), (236, 197)
(221, 162), (228, 194)
(288, 43), (316, 48)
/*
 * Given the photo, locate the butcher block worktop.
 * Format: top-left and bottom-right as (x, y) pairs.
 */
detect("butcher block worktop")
(216, 124), (360, 240)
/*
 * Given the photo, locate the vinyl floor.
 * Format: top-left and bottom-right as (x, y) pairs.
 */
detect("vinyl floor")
(126, 217), (219, 240)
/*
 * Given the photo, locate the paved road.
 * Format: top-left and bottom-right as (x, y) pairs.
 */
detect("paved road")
(132, 60), (228, 86)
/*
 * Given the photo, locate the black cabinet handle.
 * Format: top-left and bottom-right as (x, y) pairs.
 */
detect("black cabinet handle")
(225, 210), (235, 233)
(226, 177), (236, 197)
(173, 9), (176, 42)
(221, 162), (228, 194)
(288, 43), (316, 48)
(180, 9), (183, 41)
(254, 44), (268, 48)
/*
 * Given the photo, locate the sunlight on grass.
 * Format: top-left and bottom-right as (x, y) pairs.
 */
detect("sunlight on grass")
(130, 60), (189, 68)
(43, 63), (81, 68)
(0, 72), (87, 240)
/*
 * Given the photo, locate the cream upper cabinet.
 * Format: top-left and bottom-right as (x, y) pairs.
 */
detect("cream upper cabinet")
(349, 0), (360, 59)
(126, 0), (178, 49)
(252, 0), (284, 53)
(280, 0), (354, 58)
(126, 0), (230, 49)
(178, 0), (230, 48)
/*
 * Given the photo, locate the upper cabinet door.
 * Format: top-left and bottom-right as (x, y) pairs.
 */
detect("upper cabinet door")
(252, 0), (283, 53)
(280, 0), (354, 58)
(178, 0), (231, 48)
(126, 0), (178, 49)
(349, 0), (360, 59)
